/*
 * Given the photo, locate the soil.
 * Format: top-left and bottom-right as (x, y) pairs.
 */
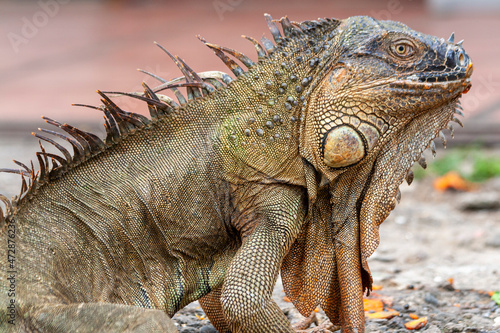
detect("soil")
(0, 137), (499, 332)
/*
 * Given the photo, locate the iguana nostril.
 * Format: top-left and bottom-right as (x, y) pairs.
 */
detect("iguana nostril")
(458, 51), (465, 67)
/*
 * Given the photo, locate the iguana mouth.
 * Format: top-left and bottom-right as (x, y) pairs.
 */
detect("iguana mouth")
(389, 77), (472, 96)
(395, 60), (473, 94)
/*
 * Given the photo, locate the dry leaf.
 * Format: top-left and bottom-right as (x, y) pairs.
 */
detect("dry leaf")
(433, 171), (473, 192)
(405, 317), (428, 330)
(366, 310), (399, 319)
(363, 298), (384, 312)
(409, 313), (419, 319)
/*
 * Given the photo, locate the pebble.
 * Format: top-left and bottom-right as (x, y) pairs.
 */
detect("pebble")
(179, 327), (199, 333)
(424, 325), (442, 333)
(424, 293), (440, 307)
(485, 233), (500, 248)
(459, 192), (500, 211)
(200, 325), (218, 333)
(387, 316), (406, 329)
(443, 322), (466, 332)
(365, 322), (385, 332)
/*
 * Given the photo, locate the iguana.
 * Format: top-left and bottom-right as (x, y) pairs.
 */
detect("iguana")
(0, 14), (472, 332)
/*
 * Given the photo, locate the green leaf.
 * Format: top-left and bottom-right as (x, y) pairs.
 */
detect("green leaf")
(492, 291), (500, 306)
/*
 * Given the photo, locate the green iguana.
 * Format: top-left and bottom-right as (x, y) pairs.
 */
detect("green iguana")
(0, 14), (473, 332)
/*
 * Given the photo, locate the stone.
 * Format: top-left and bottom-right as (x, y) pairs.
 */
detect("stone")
(423, 324), (442, 333)
(459, 192), (500, 211)
(443, 322), (465, 332)
(200, 325), (219, 333)
(424, 293), (440, 307)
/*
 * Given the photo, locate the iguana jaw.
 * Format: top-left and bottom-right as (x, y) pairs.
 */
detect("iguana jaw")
(389, 75), (472, 99)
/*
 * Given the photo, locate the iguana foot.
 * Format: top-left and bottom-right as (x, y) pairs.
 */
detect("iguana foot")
(292, 312), (318, 330)
(293, 313), (337, 332)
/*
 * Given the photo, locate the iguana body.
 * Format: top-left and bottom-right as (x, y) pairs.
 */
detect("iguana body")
(0, 14), (472, 332)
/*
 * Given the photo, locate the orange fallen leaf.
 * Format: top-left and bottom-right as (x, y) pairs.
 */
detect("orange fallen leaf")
(405, 317), (428, 330)
(447, 277), (454, 285)
(409, 313), (419, 319)
(372, 285), (383, 290)
(283, 296), (291, 302)
(366, 310), (399, 319)
(363, 298), (384, 312)
(488, 291), (495, 297)
(433, 171), (473, 192)
(453, 303), (460, 307)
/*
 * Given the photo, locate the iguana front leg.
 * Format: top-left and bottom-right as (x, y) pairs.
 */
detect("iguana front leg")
(199, 287), (230, 332)
(221, 185), (307, 332)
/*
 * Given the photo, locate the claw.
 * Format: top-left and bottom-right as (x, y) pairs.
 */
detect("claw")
(295, 314), (337, 332)
(292, 312), (318, 331)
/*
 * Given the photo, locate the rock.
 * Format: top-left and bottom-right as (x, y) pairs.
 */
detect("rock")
(387, 316), (406, 329)
(200, 325), (218, 333)
(424, 325), (442, 333)
(173, 314), (191, 325)
(365, 322), (385, 332)
(179, 327), (198, 333)
(424, 293), (440, 307)
(485, 233), (500, 248)
(438, 280), (455, 291)
(485, 177), (500, 192)
(173, 314), (203, 329)
(373, 255), (397, 262)
(443, 322), (466, 332)
(458, 192), (500, 211)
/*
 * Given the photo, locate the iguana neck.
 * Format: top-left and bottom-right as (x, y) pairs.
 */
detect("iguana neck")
(211, 26), (342, 186)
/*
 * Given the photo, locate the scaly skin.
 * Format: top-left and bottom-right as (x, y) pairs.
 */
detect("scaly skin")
(0, 15), (472, 332)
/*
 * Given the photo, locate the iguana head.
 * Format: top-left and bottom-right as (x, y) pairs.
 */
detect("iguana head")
(278, 16), (473, 324)
(300, 16), (472, 180)
(296, 15), (472, 281)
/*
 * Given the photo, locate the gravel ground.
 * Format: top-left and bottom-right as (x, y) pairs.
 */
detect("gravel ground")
(0, 133), (499, 332)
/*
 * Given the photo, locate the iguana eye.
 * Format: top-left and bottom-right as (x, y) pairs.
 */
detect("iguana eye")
(391, 42), (414, 58)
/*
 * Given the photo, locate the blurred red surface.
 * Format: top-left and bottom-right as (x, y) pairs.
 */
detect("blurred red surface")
(0, 0), (498, 129)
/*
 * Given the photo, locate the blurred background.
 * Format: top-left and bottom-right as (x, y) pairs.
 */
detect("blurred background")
(0, 0), (499, 196)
